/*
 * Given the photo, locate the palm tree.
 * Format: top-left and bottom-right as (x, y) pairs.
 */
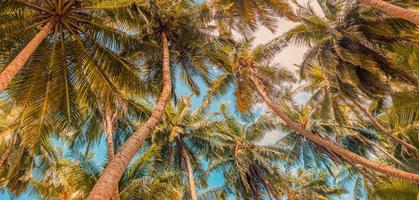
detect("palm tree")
(0, 0), (145, 195)
(88, 1), (217, 198)
(276, 95), (412, 179)
(204, 104), (285, 200)
(0, 21), (53, 92)
(32, 147), (185, 200)
(151, 96), (218, 200)
(0, 97), (62, 196)
(0, 0), (141, 93)
(335, 165), (375, 200)
(0, 98), (19, 169)
(285, 169), (346, 200)
(371, 179), (419, 200)
(276, 0), (417, 87)
(207, 37), (296, 119)
(275, 0), (418, 147)
(209, 36), (419, 182)
(300, 66), (418, 153)
(286, 0), (418, 152)
(63, 95), (151, 200)
(386, 91), (419, 172)
(98, 96), (138, 200)
(0, 135), (59, 197)
(0, 0), (144, 152)
(209, 0), (297, 34)
(249, 52), (419, 183)
(274, 100), (345, 173)
(358, 0), (419, 25)
(99, 99), (123, 200)
(273, 98), (400, 179)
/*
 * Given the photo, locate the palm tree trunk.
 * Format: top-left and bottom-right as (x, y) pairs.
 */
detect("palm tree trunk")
(0, 20), (55, 92)
(357, 134), (409, 169)
(348, 98), (418, 152)
(104, 109), (116, 162)
(87, 32), (172, 200)
(104, 134), (120, 200)
(181, 144), (198, 200)
(253, 166), (281, 200)
(105, 133), (116, 162)
(103, 100), (120, 200)
(358, 0), (419, 25)
(0, 135), (17, 168)
(248, 73), (419, 183)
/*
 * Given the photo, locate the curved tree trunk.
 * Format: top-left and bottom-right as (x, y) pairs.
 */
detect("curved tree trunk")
(103, 100), (120, 200)
(104, 134), (120, 200)
(357, 134), (409, 169)
(87, 32), (172, 200)
(0, 20), (55, 92)
(253, 166), (281, 200)
(105, 131), (116, 163)
(0, 135), (17, 169)
(348, 98), (418, 152)
(248, 73), (419, 183)
(180, 144), (198, 200)
(358, 0), (419, 25)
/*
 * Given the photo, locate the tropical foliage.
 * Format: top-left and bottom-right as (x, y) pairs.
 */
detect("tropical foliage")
(0, 0), (418, 200)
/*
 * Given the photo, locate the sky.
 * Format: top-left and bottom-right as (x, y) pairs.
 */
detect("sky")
(1, 0), (357, 199)
(250, 18), (309, 145)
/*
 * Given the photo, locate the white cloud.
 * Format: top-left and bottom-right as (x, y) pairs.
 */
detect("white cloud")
(258, 130), (286, 146)
(253, 102), (268, 114)
(252, 0), (324, 145)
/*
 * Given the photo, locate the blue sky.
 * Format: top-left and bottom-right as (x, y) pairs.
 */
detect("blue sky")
(0, 67), (233, 199)
(1, 0), (361, 199)
(0, 9), (305, 200)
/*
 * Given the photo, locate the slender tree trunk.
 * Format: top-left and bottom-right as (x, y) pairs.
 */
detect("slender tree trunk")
(180, 144), (198, 200)
(0, 20), (55, 92)
(348, 98), (418, 152)
(253, 166), (281, 200)
(0, 135), (17, 168)
(357, 134), (409, 169)
(105, 133), (116, 162)
(105, 133), (120, 200)
(87, 32), (172, 200)
(103, 106), (116, 162)
(102, 100), (120, 200)
(358, 0), (419, 25)
(248, 73), (419, 183)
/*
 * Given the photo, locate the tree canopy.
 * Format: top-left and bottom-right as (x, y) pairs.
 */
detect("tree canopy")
(0, 0), (418, 200)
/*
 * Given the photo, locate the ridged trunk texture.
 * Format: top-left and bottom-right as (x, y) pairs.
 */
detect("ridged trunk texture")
(248, 73), (419, 183)
(103, 100), (120, 200)
(87, 32), (172, 200)
(180, 141), (198, 200)
(358, 0), (419, 25)
(253, 166), (281, 200)
(0, 20), (55, 92)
